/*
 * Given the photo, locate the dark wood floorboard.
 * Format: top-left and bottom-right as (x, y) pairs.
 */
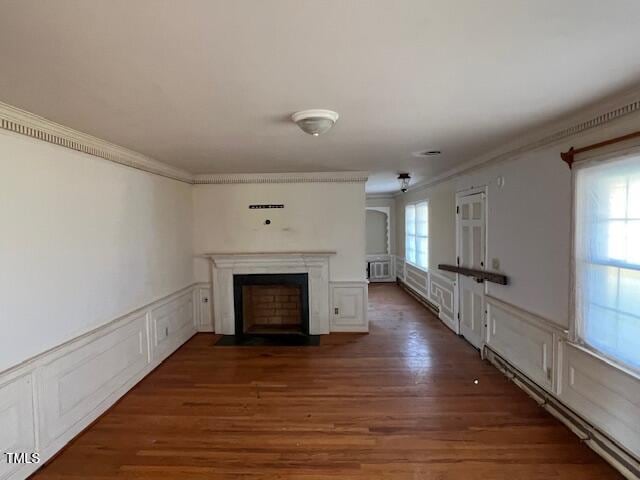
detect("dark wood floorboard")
(32, 284), (622, 479)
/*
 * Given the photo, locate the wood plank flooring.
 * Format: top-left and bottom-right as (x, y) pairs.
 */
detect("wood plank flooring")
(32, 284), (622, 479)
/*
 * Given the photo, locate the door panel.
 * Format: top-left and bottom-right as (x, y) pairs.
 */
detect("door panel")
(457, 192), (486, 349)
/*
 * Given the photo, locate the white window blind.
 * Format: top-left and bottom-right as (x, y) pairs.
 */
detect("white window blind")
(575, 153), (640, 371)
(405, 202), (429, 269)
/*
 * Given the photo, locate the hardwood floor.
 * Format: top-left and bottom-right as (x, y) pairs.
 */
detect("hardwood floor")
(32, 284), (622, 479)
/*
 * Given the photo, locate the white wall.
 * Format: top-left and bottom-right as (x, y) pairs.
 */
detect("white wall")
(365, 210), (388, 254)
(0, 130), (194, 372)
(193, 182), (366, 283)
(395, 112), (640, 325)
(366, 196), (396, 254)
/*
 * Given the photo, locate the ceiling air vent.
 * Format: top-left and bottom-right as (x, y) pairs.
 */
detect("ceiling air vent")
(412, 150), (441, 157)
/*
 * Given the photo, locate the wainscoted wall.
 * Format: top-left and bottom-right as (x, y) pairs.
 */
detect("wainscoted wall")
(330, 281), (369, 332)
(397, 254), (640, 470)
(486, 296), (564, 394)
(0, 285), (201, 480)
(429, 272), (456, 333)
(485, 297), (640, 471)
(187, 281), (369, 334)
(391, 96), (640, 473)
(394, 257), (457, 333)
(559, 343), (640, 459)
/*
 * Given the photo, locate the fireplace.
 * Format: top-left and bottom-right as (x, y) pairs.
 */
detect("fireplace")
(233, 273), (310, 335)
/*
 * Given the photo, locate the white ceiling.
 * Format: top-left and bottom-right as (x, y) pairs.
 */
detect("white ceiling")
(1, 1), (640, 193)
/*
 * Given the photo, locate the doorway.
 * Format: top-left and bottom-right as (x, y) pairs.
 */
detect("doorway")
(456, 189), (487, 349)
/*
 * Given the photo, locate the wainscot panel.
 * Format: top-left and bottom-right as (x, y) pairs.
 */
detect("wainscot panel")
(405, 263), (429, 298)
(0, 374), (36, 480)
(151, 291), (195, 361)
(429, 272), (457, 333)
(36, 312), (149, 448)
(559, 342), (640, 459)
(330, 281), (369, 332)
(486, 297), (561, 393)
(0, 284), (199, 480)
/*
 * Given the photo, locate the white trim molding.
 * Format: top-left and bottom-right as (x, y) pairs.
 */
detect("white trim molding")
(195, 282), (214, 332)
(0, 284), (202, 480)
(193, 171), (369, 185)
(394, 256), (457, 334)
(330, 280), (369, 332)
(205, 252), (336, 335)
(0, 101), (369, 188)
(482, 295), (640, 477)
(399, 90), (640, 195)
(485, 295), (567, 394)
(0, 101), (193, 183)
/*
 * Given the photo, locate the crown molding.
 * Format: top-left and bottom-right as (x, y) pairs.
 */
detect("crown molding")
(0, 101), (194, 183)
(398, 88), (640, 196)
(193, 171), (369, 185)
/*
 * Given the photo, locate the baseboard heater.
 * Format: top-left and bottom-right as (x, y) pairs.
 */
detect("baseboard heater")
(485, 347), (640, 480)
(396, 277), (440, 317)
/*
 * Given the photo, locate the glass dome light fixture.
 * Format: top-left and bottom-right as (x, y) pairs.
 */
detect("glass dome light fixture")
(291, 109), (339, 136)
(398, 173), (411, 193)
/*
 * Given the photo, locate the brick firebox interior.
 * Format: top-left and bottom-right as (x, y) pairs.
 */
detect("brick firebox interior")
(241, 285), (302, 333)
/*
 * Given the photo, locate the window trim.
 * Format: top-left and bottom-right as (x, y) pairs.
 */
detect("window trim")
(570, 142), (640, 376)
(404, 200), (429, 272)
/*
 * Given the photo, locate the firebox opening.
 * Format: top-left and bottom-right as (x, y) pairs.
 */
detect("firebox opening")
(233, 273), (310, 336)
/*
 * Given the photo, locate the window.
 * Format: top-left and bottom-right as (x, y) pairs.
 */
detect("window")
(405, 202), (428, 269)
(575, 153), (640, 371)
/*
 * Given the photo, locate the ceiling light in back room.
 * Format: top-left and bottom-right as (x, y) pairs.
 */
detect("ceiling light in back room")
(398, 173), (411, 193)
(291, 109), (339, 136)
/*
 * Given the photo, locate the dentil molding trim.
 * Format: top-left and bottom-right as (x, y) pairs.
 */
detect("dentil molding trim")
(0, 101), (193, 183)
(0, 101), (369, 185)
(193, 171), (369, 184)
(400, 90), (640, 195)
(6, 89), (640, 192)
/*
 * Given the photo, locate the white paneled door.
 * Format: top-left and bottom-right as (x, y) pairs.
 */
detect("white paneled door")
(457, 191), (486, 349)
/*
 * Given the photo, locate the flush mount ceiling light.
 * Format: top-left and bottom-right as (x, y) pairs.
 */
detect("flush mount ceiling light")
(398, 173), (411, 193)
(412, 150), (442, 157)
(291, 109), (339, 136)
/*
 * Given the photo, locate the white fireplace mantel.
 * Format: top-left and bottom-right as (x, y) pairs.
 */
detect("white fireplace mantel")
(203, 251), (336, 335)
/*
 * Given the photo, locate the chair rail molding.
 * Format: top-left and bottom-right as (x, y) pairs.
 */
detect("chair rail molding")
(0, 283), (202, 480)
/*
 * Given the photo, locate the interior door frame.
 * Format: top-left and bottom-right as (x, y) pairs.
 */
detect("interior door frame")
(455, 185), (489, 352)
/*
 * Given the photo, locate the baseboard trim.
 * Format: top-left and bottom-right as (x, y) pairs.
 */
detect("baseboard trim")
(485, 347), (640, 480)
(0, 284), (201, 480)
